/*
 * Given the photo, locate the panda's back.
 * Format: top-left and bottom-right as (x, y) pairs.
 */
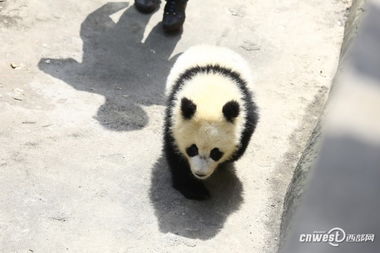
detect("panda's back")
(166, 45), (252, 94)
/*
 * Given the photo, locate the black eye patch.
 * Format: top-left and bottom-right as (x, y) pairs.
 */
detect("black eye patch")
(186, 144), (198, 157)
(210, 148), (224, 161)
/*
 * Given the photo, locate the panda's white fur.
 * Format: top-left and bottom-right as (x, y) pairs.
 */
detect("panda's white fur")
(164, 45), (258, 199)
(166, 45), (252, 94)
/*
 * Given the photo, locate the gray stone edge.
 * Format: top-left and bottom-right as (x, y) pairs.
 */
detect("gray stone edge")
(277, 0), (367, 249)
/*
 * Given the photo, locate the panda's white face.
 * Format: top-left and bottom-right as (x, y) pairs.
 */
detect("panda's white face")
(173, 96), (243, 180)
(171, 73), (246, 179)
(182, 121), (235, 179)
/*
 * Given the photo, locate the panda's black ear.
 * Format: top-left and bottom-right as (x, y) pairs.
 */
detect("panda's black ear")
(181, 97), (197, 119)
(223, 100), (240, 122)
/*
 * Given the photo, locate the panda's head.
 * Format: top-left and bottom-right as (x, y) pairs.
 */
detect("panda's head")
(174, 97), (242, 180)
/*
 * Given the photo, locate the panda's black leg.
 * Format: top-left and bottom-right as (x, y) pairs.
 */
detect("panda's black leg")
(171, 168), (210, 200)
(165, 148), (210, 200)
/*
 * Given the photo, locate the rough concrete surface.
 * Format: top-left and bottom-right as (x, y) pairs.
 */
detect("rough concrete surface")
(0, 0), (350, 252)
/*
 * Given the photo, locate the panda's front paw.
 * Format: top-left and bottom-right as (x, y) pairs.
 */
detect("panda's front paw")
(174, 181), (210, 200)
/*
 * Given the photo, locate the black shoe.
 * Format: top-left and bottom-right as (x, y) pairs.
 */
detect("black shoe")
(162, 0), (187, 33)
(135, 0), (160, 14)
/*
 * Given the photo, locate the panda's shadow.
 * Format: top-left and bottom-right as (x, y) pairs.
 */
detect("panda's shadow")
(38, 2), (181, 131)
(149, 156), (244, 240)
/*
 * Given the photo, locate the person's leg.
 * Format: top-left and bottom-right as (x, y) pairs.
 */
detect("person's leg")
(134, 0), (160, 14)
(162, 0), (188, 33)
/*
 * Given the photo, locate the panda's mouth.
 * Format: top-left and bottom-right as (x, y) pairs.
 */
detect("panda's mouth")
(194, 172), (209, 179)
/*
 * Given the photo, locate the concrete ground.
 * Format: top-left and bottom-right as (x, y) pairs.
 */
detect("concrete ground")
(0, 0), (350, 252)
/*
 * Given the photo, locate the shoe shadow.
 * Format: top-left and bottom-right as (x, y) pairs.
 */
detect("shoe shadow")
(149, 155), (244, 239)
(38, 2), (181, 131)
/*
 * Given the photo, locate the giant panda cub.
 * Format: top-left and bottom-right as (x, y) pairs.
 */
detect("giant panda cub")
(164, 45), (259, 200)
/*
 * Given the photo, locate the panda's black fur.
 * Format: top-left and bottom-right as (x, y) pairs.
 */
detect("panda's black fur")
(164, 64), (258, 200)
